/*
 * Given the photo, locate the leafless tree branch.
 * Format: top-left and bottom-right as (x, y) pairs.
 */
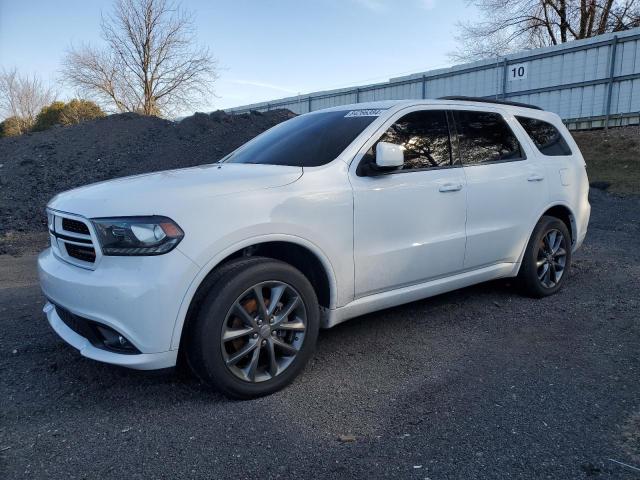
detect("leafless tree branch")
(0, 68), (56, 131)
(450, 0), (640, 62)
(62, 0), (218, 116)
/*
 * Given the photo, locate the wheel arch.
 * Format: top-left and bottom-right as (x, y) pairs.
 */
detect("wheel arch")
(171, 234), (337, 351)
(513, 202), (577, 275)
(541, 204), (576, 246)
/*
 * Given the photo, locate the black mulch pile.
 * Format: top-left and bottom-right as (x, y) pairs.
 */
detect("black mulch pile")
(0, 109), (295, 239)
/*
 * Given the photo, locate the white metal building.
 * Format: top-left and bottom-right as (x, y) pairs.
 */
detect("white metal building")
(226, 28), (640, 129)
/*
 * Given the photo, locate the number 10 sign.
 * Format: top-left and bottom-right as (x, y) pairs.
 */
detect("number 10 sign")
(508, 63), (528, 81)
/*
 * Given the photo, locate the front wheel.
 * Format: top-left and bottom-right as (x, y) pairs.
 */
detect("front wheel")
(518, 216), (572, 298)
(186, 257), (319, 399)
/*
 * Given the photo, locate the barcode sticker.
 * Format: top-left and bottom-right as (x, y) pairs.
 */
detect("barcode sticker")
(344, 109), (384, 117)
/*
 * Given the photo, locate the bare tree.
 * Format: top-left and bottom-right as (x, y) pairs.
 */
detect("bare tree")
(62, 0), (217, 116)
(0, 68), (56, 133)
(452, 0), (640, 62)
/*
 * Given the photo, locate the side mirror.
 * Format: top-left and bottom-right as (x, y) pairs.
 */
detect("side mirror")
(375, 142), (404, 168)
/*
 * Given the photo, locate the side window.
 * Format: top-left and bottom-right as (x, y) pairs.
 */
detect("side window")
(453, 110), (524, 165)
(365, 110), (452, 172)
(516, 116), (572, 156)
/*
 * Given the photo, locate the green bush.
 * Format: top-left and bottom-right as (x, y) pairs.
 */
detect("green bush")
(32, 101), (66, 131)
(32, 99), (105, 132)
(0, 116), (26, 137)
(61, 99), (105, 125)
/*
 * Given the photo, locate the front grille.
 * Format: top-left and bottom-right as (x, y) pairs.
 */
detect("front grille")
(49, 213), (98, 266)
(62, 217), (90, 235)
(64, 243), (97, 262)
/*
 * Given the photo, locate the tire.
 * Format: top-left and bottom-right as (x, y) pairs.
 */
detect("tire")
(518, 215), (572, 298)
(185, 257), (319, 399)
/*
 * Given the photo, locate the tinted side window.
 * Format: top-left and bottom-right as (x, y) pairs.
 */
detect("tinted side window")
(516, 116), (572, 156)
(454, 111), (524, 165)
(367, 110), (452, 171)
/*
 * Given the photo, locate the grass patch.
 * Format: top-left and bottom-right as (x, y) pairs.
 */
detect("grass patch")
(571, 126), (640, 195)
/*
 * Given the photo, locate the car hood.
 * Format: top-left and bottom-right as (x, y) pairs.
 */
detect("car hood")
(48, 163), (303, 218)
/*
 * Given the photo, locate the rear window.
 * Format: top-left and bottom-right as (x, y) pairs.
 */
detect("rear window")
(516, 116), (572, 156)
(223, 111), (379, 167)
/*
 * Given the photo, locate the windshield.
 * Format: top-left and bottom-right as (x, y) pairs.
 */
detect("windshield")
(223, 110), (380, 167)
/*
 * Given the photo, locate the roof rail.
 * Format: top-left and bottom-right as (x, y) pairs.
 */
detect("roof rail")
(438, 96), (543, 111)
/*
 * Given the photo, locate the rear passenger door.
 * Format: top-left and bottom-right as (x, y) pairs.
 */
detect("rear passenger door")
(452, 109), (549, 269)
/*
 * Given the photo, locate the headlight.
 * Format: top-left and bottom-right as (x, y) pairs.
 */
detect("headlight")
(91, 216), (184, 256)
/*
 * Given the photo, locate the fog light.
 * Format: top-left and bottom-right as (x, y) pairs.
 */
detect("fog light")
(95, 325), (138, 353)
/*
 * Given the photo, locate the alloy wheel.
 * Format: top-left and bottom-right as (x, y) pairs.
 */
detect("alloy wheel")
(536, 229), (568, 288)
(220, 281), (307, 383)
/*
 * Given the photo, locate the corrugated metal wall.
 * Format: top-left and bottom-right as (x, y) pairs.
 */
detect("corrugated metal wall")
(226, 28), (640, 129)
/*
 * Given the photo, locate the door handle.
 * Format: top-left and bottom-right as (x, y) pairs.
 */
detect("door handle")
(527, 174), (544, 182)
(438, 183), (463, 192)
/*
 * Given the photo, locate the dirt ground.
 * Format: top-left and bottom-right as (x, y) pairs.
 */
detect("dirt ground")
(571, 125), (640, 195)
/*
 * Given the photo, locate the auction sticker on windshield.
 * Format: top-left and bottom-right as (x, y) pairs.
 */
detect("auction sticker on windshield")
(344, 109), (385, 117)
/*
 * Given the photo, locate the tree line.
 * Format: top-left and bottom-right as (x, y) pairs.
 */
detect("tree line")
(452, 0), (640, 61)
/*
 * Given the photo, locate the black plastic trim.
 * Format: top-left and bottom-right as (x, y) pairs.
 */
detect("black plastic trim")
(461, 157), (527, 166)
(363, 163), (464, 177)
(61, 217), (90, 235)
(439, 96), (543, 111)
(52, 303), (141, 355)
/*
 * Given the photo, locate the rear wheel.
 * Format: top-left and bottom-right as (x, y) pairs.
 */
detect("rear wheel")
(186, 257), (319, 399)
(518, 216), (572, 298)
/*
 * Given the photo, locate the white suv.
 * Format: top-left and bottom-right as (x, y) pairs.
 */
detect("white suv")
(38, 98), (590, 398)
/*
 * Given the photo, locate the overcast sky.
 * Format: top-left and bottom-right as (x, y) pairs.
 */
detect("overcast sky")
(0, 0), (475, 113)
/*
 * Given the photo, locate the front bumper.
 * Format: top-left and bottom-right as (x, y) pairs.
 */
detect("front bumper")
(43, 302), (177, 369)
(38, 247), (200, 370)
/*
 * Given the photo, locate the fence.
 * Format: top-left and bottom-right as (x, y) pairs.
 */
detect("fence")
(225, 28), (640, 130)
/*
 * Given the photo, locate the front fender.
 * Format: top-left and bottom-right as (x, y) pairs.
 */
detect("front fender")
(169, 233), (338, 350)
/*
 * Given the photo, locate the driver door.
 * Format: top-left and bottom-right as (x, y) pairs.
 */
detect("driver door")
(350, 108), (468, 297)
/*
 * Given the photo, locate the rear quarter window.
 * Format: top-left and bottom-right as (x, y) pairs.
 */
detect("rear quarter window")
(516, 116), (572, 156)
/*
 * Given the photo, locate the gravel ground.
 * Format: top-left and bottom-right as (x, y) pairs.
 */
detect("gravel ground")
(1, 188), (639, 479)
